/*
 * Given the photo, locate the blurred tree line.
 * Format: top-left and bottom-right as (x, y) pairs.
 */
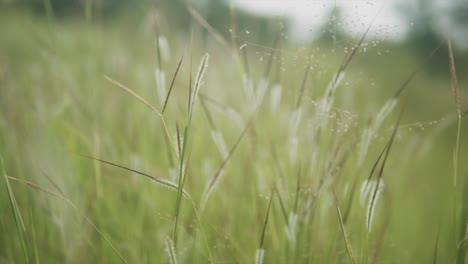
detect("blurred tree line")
(8, 0), (281, 45)
(398, 0), (468, 71)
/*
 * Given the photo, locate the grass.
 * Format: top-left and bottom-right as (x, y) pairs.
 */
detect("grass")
(447, 40), (467, 264)
(0, 6), (467, 264)
(1, 157), (30, 263)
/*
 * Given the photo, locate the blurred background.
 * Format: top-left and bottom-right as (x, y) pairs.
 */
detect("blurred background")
(2, 0), (468, 87)
(3, 0), (468, 47)
(4, 0), (468, 48)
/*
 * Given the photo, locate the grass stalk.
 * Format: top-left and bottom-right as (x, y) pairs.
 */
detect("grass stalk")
(29, 207), (40, 264)
(104, 75), (176, 154)
(187, 6), (231, 53)
(330, 176), (356, 264)
(200, 120), (251, 211)
(393, 42), (443, 98)
(456, 175), (468, 263)
(165, 237), (178, 264)
(367, 102), (406, 232)
(256, 190), (274, 264)
(1, 157), (30, 263)
(188, 198), (214, 263)
(273, 184), (289, 224)
(448, 40), (463, 262)
(326, 6), (382, 99)
(296, 62), (310, 109)
(172, 137), (191, 244)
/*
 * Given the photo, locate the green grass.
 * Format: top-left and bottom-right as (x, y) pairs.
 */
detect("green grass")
(0, 7), (467, 263)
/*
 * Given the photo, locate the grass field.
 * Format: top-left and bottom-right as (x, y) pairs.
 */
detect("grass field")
(0, 6), (467, 263)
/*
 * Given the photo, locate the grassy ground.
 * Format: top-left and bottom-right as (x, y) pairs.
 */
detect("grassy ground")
(0, 7), (467, 264)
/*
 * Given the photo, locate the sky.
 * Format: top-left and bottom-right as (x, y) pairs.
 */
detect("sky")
(231, 0), (410, 41)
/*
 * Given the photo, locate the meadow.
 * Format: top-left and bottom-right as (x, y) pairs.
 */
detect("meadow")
(0, 5), (467, 263)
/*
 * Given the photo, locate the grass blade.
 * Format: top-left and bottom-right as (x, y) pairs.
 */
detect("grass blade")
(200, 120), (251, 210)
(187, 6), (231, 52)
(207, 121), (250, 190)
(188, 198), (215, 263)
(40, 170), (65, 196)
(448, 40), (462, 117)
(365, 139), (391, 187)
(81, 155), (190, 197)
(447, 39), (462, 188)
(175, 123), (182, 159)
(393, 42), (443, 98)
(293, 164), (301, 214)
(331, 177), (356, 264)
(187, 43), (193, 116)
(104, 75), (175, 153)
(273, 184), (289, 224)
(162, 54), (184, 114)
(256, 190), (274, 264)
(29, 207), (40, 264)
(367, 101), (406, 233)
(165, 237), (178, 264)
(1, 157), (29, 263)
(296, 62), (311, 109)
(188, 53), (210, 123)
(104, 75), (162, 117)
(327, 6), (382, 98)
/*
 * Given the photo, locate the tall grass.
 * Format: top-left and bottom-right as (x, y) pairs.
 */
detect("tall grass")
(448, 40), (467, 264)
(0, 7), (466, 264)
